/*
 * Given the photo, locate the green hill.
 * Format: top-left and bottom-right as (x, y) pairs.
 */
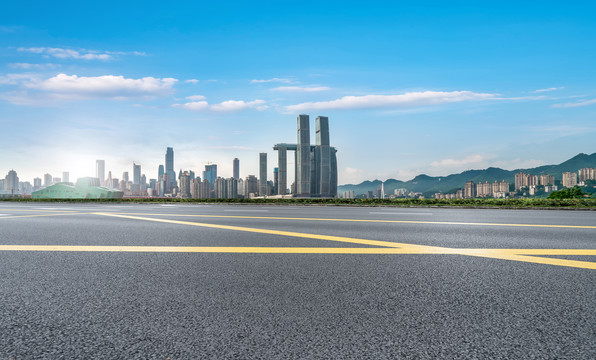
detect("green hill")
(338, 152), (596, 197)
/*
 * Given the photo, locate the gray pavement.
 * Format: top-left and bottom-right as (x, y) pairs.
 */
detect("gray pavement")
(1, 202), (595, 358)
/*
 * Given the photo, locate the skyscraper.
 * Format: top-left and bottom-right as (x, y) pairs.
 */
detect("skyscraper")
(4, 170), (19, 194)
(315, 116), (331, 197)
(133, 163), (141, 185)
(158, 165), (164, 182)
(259, 153), (267, 196)
(296, 114), (311, 196)
(62, 171), (70, 184)
(96, 160), (105, 186)
(165, 147), (176, 188)
(44, 173), (52, 187)
(233, 158), (240, 179)
(203, 164), (217, 188)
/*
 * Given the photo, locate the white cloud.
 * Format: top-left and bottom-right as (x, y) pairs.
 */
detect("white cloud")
(0, 73), (41, 85)
(173, 99), (268, 112)
(430, 154), (485, 167)
(534, 87), (563, 93)
(211, 99), (267, 112)
(18, 47), (113, 60)
(271, 86), (330, 92)
(8, 62), (59, 70)
(173, 101), (209, 111)
(552, 98), (596, 108)
(1, 73), (178, 104)
(285, 91), (496, 112)
(184, 79), (199, 84)
(186, 95), (206, 101)
(250, 77), (294, 84)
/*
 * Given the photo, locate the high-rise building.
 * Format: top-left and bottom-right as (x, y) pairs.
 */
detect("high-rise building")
(259, 153), (267, 196)
(233, 158), (240, 179)
(165, 147), (176, 188)
(106, 171), (113, 188)
(4, 170), (19, 194)
(273, 167), (279, 195)
(122, 172), (129, 182)
(315, 116), (331, 197)
(179, 171), (191, 198)
(273, 115), (338, 198)
(158, 165), (164, 181)
(133, 163), (141, 185)
(33, 177), (42, 190)
(44, 173), (52, 187)
(62, 171), (70, 184)
(464, 181), (475, 198)
(540, 175), (555, 186)
(296, 114), (311, 196)
(203, 164), (217, 188)
(562, 171), (578, 188)
(245, 175), (258, 197)
(515, 172), (529, 191)
(96, 160), (105, 186)
(578, 168), (596, 182)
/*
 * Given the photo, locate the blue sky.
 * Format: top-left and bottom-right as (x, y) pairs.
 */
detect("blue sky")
(1, 1), (596, 184)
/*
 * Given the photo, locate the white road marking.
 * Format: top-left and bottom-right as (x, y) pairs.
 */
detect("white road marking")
(369, 212), (433, 216)
(224, 209), (270, 212)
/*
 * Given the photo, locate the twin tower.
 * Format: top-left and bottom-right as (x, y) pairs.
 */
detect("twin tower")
(274, 115), (338, 197)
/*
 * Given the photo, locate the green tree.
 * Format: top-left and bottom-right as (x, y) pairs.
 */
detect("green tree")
(548, 186), (586, 199)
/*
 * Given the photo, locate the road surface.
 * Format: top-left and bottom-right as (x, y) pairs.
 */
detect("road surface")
(1, 202), (595, 358)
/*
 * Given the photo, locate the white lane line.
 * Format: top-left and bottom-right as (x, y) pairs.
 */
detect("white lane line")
(160, 205), (178, 207)
(0, 214), (10, 216)
(224, 209), (270, 212)
(369, 212), (433, 216)
(34, 207), (74, 210)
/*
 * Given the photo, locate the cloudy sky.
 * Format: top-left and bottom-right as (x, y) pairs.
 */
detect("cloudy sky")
(1, 1), (595, 185)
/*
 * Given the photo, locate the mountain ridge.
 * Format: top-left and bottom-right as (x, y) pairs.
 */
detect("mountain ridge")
(338, 152), (596, 196)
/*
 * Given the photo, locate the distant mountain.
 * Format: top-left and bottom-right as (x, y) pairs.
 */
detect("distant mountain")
(338, 152), (596, 197)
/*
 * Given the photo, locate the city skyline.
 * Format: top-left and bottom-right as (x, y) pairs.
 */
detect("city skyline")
(1, 2), (596, 184)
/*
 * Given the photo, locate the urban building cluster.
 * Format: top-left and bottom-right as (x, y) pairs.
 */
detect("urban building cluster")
(433, 168), (596, 199)
(1, 115), (339, 199)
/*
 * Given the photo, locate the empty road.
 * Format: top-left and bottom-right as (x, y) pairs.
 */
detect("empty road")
(1, 202), (595, 358)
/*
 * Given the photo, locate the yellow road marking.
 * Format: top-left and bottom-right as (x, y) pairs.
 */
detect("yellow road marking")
(1, 211), (595, 270)
(1, 245), (594, 270)
(0, 245), (439, 254)
(93, 212), (428, 249)
(107, 212), (596, 230)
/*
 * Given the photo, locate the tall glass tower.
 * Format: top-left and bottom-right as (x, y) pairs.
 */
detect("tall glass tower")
(165, 147), (176, 188)
(296, 114), (311, 196)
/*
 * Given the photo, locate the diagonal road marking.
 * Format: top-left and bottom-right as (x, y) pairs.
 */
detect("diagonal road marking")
(104, 212), (596, 230)
(93, 212), (428, 249)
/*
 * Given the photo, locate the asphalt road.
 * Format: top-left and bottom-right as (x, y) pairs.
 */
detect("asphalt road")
(1, 202), (595, 359)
